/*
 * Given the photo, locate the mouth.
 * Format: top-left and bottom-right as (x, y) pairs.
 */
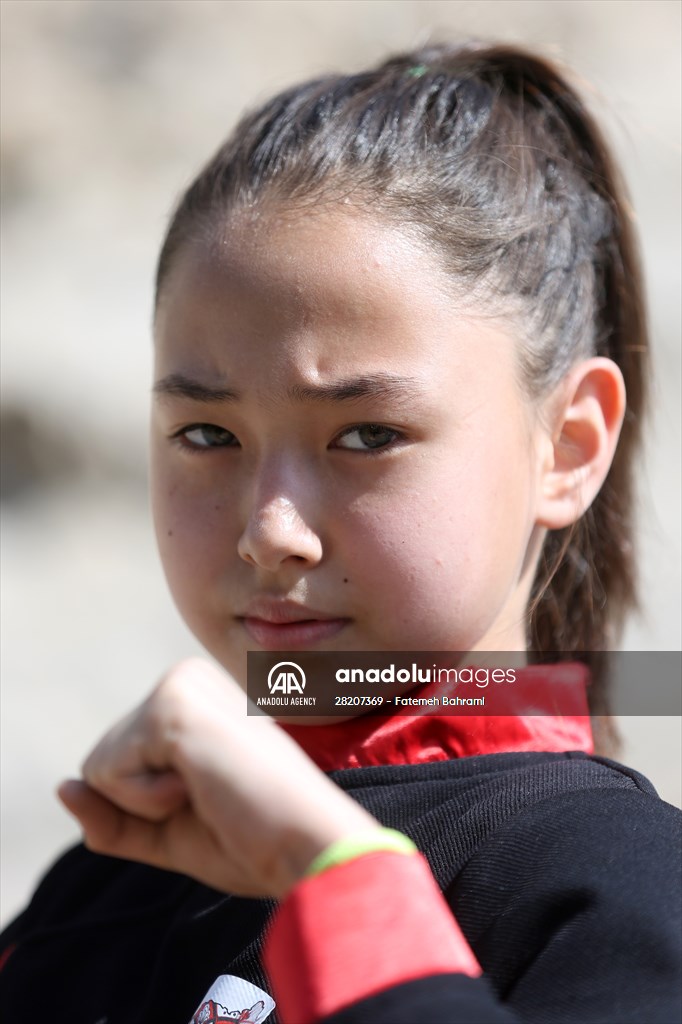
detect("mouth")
(237, 600), (350, 651)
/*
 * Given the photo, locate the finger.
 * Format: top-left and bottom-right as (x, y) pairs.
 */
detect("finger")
(59, 779), (251, 892)
(59, 779), (135, 852)
(58, 778), (181, 868)
(81, 767), (189, 821)
(78, 660), (248, 807)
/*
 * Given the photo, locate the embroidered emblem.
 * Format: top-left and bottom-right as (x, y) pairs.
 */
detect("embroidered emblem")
(191, 975), (275, 1024)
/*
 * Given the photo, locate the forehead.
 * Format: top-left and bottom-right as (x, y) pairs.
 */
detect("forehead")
(158, 203), (458, 324)
(153, 202), (515, 395)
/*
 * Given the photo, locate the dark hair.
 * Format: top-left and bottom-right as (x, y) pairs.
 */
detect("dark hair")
(155, 42), (648, 749)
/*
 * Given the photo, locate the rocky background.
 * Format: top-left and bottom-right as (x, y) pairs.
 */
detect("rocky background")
(2, 0), (680, 926)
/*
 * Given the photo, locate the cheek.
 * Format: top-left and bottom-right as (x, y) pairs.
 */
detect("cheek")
(341, 432), (534, 625)
(150, 460), (235, 602)
(340, 484), (468, 609)
(342, 499), (479, 649)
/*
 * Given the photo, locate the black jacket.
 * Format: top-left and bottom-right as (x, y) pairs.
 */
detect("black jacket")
(1, 750), (681, 1023)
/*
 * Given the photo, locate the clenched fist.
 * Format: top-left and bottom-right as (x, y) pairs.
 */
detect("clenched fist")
(58, 659), (381, 899)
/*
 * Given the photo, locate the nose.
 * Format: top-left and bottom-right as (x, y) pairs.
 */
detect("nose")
(237, 492), (323, 572)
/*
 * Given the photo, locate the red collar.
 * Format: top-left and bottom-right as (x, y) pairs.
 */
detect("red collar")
(280, 663), (593, 771)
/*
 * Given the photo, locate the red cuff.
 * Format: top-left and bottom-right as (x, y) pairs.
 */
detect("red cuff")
(263, 850), (481, 1024)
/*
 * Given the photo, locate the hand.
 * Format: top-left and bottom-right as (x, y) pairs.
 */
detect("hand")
(58, 658), (381, 899)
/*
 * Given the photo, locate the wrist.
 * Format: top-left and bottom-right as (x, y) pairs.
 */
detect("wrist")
(304, 827), (417, 878)
(274, 820), (416, 899)
(273, 812), (384, 899)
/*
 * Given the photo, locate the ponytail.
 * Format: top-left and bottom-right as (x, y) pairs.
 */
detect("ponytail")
(488, 47), (648, 749)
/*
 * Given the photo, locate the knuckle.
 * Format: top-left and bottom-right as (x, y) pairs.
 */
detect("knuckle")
(81, 752), (104, 789)
(146, 659), (214, 751)
(155, 658), (212, 701)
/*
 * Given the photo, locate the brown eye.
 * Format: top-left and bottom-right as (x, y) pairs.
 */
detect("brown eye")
(335, 425), (399, 451)
(180, 425), (238, 449)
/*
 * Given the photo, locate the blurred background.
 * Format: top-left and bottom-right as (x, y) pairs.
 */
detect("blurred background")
(1, 0), (680, 927)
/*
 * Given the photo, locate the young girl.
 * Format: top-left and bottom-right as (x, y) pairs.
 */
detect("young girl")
(1, 42), (680, 1024)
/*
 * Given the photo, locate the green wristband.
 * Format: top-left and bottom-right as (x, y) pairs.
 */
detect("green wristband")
(304, 828), (417, 879)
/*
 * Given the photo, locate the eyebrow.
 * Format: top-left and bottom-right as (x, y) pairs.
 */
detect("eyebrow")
(289, 374), (425, 404)
(153, 372), (426, 405)
(153, 374), (238, 403)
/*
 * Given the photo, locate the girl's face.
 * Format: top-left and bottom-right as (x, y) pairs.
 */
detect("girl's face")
(151, 205), (548, 685)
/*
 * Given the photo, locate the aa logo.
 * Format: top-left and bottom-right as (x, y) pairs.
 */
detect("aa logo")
(267, 661), (306, 695)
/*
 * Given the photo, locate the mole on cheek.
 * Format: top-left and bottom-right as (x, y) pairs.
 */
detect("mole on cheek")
(343, 577), (349, 583)
(167, 530), (174, 537)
